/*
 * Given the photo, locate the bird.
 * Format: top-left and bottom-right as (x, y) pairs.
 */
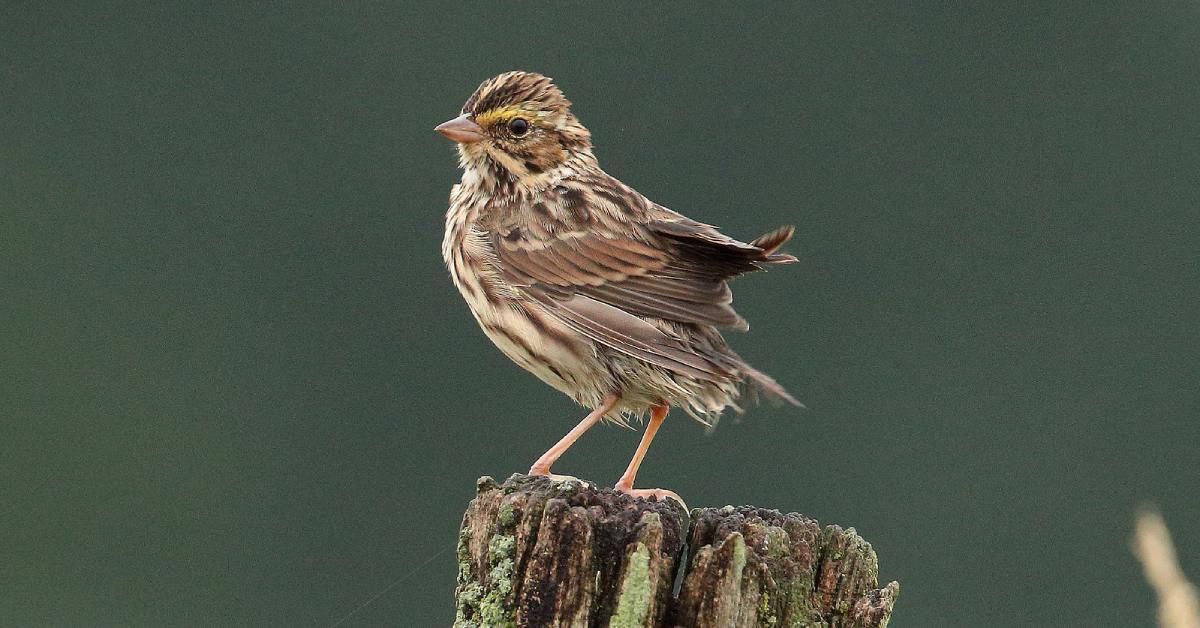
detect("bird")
(436, 71), (801, 506)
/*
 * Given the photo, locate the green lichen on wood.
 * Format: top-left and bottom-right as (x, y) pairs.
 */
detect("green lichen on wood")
(453, 528), (485, 627)
(758, 590), (778, 627)
(609, 541), (652, 628)
(783, 580), (819, 627)
(455, 532), (517, 628)
(454, 495), (521, 628)
(477, 533), (516, 627)
(496, 502), (516, 528)
(729, 531), (748, 581)
(454, 524), (479, 624)
(781, 544), (819, 626)
(764, 525), (790, 560)
(555, 478), (584, 493)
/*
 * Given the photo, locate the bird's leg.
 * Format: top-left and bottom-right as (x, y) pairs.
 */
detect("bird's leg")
(528, 393), (619, 485)
(614, 404), (687, 509)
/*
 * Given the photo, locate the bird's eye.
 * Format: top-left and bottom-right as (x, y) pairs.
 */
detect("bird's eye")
(508, 117), (530, 136)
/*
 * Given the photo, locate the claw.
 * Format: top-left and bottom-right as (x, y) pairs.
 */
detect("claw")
(618, 486), (688, 511)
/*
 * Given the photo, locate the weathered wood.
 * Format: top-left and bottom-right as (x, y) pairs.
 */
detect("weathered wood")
(454, 475), (899, 628)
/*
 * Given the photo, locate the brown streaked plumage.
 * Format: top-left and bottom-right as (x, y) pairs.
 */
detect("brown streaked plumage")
(437, 71), (801, 505)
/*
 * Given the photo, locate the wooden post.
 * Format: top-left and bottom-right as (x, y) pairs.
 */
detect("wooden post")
(454, 475), (899, 627)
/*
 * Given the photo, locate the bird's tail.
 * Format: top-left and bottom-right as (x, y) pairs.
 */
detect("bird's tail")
(751, 225), (798, 263)
(741, 361), (805, 408)
(698, 341), (805, 409)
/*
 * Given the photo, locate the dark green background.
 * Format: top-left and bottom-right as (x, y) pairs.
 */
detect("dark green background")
(4, 3), (1198, 626)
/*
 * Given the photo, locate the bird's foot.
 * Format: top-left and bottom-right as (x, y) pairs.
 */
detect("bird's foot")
(527, 468), (591, 489)
(616, 486), (688, 511)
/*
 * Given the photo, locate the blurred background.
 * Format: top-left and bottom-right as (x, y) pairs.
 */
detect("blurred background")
(4, 3), (1198, 626)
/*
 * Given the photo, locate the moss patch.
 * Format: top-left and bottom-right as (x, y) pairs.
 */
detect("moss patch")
(496, 502), (516, 528)
(759, 590), (778, 627)
(454, 532), (518, 627)
(609, 542), (652, 628)
(730, 532), (748, 577)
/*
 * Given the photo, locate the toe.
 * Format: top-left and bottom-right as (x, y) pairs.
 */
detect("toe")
(529, 471), (591, 489)
(619, 487), (688, 511)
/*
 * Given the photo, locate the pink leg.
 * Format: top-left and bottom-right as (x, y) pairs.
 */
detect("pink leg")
(529, 393), (619, 477)
(614, 405), (687, 509)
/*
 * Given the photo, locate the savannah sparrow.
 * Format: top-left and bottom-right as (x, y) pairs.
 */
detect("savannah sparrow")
(437, 71), (800, 504)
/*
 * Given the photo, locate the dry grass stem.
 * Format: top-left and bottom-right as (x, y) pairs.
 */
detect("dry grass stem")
(1133, 508), (1200, 628)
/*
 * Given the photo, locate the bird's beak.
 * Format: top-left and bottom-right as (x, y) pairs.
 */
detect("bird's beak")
(435, 114), (484, 143)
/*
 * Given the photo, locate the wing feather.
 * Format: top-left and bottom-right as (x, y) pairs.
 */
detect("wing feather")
(527, 290), (731, 382)
(487, 180), (796, 381)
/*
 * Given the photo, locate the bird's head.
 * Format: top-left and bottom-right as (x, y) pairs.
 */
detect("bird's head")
(436, 71), (592, 186)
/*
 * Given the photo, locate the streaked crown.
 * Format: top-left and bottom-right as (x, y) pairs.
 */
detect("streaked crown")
(455, 71), (593, 180)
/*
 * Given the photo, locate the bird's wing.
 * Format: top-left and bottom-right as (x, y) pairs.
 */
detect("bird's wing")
(487, 179), (795, 381)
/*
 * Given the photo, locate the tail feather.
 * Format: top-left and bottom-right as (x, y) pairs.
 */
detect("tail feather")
(741, 362), (805, 408)
(696, 342), (805, 409)
(751, 225), (797, 263)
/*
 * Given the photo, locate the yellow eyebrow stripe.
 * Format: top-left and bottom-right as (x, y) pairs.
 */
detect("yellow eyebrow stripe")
(475, 106), (532, 128)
